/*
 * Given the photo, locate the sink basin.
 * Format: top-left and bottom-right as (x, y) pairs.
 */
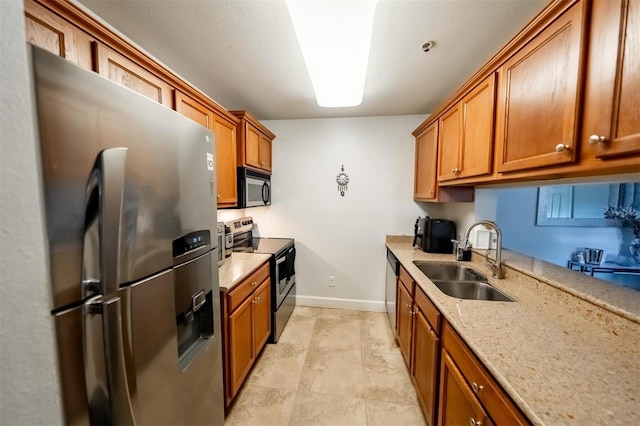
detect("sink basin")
(412, 261), (514, 302)
(413, 261), (487, 282)
(430, 280), (514, 302)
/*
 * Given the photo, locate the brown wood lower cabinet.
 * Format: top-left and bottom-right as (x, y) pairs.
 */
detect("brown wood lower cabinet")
(396, 266), (441, 426)
(394, 265), (529, 425)
(222, 261), (271, 407)
(439, 351), (493, 426)
(440, 321), (530, 426)
(411, 287), (441, 426)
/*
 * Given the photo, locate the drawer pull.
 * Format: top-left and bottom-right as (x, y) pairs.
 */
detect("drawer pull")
(472, 382), (484, 393)
(252, 281), (257, 287)
(470, 418), (481, 426)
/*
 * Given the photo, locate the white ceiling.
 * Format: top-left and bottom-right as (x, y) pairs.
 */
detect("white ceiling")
(77, 0), (548, 121)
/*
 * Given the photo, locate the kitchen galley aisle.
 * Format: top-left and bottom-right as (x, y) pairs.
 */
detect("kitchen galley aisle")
(225, 306), (426, 426)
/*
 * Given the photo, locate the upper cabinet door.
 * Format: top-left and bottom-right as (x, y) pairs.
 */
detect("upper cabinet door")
(213, 115), (238, 207)
(459, 73), (495, 179)
(95, 43), (174, 108)
(496, 1), (587, 173)
(244, 123), (262, 169)
(414, 122), (439, 201)
(259, 135), (272, 172)
(437, 104), (462, 181)
(584, 0), (639, 158)
(175, 91), (238, 207)
(24, 0), (93, 70)
(175, 90), (212, 128)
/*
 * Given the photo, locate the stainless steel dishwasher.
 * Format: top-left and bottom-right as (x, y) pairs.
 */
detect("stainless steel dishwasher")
(385, 248), (400, 333)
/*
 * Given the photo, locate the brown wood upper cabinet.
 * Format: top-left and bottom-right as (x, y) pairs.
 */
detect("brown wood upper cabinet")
(582, 0), (639, 160)
(495, 1), (587, 173)
(413, 122), (474, 203)
(175, 91), (238, 207)
(414, 122), (439, 201)
(438, 74), (496, 182)
(232, 111), (275, 174)
(24, 0), (94, 71)
(95, 43), (174, 108)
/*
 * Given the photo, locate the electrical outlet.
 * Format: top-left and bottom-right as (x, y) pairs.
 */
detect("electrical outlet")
(329, 276), (336, 287)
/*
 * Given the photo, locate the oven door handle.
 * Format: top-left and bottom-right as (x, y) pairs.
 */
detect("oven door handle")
(276, 256), (286, 266)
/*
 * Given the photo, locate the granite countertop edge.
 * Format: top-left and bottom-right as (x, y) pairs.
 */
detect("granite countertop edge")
(386, 235), (640, 425)
(218, 252), (271, 292)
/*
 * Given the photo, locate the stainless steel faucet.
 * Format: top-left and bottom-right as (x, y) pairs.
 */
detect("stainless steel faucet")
(460, 220), (504, 279)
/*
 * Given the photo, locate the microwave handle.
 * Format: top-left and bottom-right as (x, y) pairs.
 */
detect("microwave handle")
(262, 182), (270, 205)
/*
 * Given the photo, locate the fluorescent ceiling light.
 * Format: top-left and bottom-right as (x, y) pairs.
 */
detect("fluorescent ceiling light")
(286, 0), (377, 108)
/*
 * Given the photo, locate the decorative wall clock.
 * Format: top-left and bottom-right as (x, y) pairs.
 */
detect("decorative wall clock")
(336, 164), (349, 196)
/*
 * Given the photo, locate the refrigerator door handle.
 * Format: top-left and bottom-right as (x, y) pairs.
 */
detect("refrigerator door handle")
(83, 147), (128, 297)
(84, 295), (136, 425)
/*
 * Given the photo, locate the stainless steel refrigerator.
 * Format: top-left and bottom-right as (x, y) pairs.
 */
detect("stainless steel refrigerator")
(29, 45), (224, 425)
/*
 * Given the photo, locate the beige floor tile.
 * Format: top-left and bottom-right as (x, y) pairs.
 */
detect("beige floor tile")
(310, 317), (362, 349)
(360, 311), (398, 352)
(225, 384), (296, 426)
(245, 342), (308, 390)
(290, 306), (323, 318)
(299, 346), (365, 398)
(363, 348), (418, 404)
(289, 390), (367, 426)
(278, 314), (317, 346)
(365, 399), (427, 426)
(316, 307), (364, 321)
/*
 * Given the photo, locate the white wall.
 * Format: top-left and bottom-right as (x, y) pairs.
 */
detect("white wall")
(0, 1), (63, 423)
(222, 115), (477, 311)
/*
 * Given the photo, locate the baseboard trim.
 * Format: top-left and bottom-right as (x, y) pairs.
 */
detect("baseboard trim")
(295, 295), (386, 312)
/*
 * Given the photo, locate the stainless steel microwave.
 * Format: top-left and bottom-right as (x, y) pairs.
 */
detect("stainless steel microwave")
(238, 167), (271, 208)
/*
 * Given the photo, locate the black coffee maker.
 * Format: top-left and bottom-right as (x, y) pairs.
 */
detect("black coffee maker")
(413, 217), (457, 253)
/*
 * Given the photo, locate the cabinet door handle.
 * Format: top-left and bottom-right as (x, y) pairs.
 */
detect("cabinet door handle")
(588, 134), (606, 144)
(472, 382), (484, 393)
(469, 418), (481, 426)
(555, 143), (570, 152)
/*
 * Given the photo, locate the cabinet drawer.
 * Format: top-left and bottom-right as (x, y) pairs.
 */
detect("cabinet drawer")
(399, 265), (415, 296)
(442, 322), (529, 425)
(414, 286), (441, 334)
(227, 262), (270, 313)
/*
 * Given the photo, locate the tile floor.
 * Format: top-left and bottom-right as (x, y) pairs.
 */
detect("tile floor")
(225, 306), (427, 426)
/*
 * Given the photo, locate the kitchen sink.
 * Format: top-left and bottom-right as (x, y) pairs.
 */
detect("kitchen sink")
(413, 261), (487, 282)
(412, 261), (514, 302)
(429, 280), (514, 302)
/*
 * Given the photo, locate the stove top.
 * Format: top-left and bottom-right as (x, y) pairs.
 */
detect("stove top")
(233, 237), (294, 256)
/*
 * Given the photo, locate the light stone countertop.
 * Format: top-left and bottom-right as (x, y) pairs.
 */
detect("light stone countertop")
(218, 252), (271, 292)
(386, 236), (640, 426)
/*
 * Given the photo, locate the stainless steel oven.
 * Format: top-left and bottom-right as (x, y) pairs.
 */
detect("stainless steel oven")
(273, 244), (296, 341)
